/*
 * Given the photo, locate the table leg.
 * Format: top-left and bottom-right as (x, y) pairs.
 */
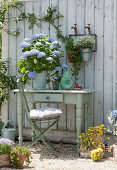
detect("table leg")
(87, 93), (93, 128)
(31, 103), (36, 141)
(76, 94), (83, 154)
(17, 93), (23, 146)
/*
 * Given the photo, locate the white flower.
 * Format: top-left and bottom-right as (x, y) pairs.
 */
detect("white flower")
(34, 59), (37, 64)
(35, 42), (42, 46)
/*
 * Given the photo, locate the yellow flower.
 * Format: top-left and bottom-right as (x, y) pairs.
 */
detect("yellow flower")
(107, 137), (110, 140)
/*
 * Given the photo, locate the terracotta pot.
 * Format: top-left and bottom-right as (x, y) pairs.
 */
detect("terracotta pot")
(67, 51), (77, 63)
(113, 144), (117, 161)
(80, 150), (91, 158)
(18, 153), (26, 168)
(0, 154), (11, 167)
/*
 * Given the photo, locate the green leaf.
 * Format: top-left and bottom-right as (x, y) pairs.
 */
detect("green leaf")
(21, 67), (26, 74)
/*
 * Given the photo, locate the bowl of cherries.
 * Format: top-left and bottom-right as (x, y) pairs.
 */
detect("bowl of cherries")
(72, 85), (83, 90)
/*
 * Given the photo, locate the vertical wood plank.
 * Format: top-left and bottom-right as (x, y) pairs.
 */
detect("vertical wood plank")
(1, 14), (8, 122)
(8, 7), (17, 123)
(58, 0), (68, 130)
(40, 0), (50, 129)
(24, 1), (33, 127)
(67, 0), (76, 131)
(104, 0), (114, 126)
(94, 0), (104, 125)
(16, 3), (25, 127)
(76, 0), (85, 130)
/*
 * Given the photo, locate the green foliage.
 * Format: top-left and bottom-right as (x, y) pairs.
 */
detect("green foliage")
(0, 59), (17, 107)
(74, 35), (95, 49)
(91, 148), (103, 161)
(10, 146), (31, 169)
(0, 121), (4, 136)
(65, 37), (82, 82)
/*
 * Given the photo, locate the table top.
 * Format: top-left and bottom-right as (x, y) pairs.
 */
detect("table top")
(14, 89), (95, 94)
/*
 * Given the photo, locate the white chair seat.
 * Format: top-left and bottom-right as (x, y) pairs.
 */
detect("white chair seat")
(29, 108), (63, 120)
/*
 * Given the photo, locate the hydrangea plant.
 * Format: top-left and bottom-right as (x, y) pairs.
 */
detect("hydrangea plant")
(17, 33), (63, 82)
(108, 110), (117, 136)
(74, 35), (95, 49)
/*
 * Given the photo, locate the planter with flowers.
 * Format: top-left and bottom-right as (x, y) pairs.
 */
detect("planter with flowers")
(74, 35), (95, 61)
(79, 124), (107, 160)
(108, 110), (117, 161)
(17, 33), (63, 89)
(10, 146), (31, 169)
(0, 138), (14, 167)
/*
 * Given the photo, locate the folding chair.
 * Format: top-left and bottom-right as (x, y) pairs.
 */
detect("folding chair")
(17, 79), (63, 157)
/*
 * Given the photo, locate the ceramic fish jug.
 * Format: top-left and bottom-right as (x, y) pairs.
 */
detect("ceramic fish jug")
(60, 70), (73, 90)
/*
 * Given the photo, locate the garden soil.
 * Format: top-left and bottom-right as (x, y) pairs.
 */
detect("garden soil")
(1, 142), (117, 170)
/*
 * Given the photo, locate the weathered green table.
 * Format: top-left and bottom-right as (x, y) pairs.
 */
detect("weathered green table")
(14, 89), (95, 153)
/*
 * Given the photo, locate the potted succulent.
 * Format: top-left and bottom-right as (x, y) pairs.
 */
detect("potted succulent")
(17, 33), (63, 89)
(0, 138), (14, 167)
(79, 124), (107, 159)
(65, 37), (82, 84)
(74, 35), (95, 61)
(10, 146), (31, 168)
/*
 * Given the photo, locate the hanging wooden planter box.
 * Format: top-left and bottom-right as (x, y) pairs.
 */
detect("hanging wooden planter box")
(0, 154), (11, 167)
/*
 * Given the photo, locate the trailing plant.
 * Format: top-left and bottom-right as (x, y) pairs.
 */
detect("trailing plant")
(65, 37), (82, 83)
(0, 58), (17, 107)
(0, 121), (4, 136)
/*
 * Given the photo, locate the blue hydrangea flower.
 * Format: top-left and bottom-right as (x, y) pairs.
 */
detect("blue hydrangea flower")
(61, 63), (68, 68)
(28, 72), (36, 79)
(37, 33), (45, 39)
(31, 34), (38, 41)
(55, 66), (62, 72)
(52, 51), (60, 57)
(46, 57), (53, 61)
(46, 38), (54, 42)
(110, 110), (117, 121)
(20, 42), (30, 49)
(51, 40), (60, 48)
(38, 52), (46, 58)
(21, 51), (30, 59)
(30, 49), (40, 56)
(23, 38), (32, 42)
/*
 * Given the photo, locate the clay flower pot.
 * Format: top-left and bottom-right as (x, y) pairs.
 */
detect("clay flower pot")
(67, 51), (77, 63)
(0, 154), (11, 167)
(18, 153), (26, 167)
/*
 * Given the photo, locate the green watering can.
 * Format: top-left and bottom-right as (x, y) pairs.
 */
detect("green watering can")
(1, 120), (16, 142)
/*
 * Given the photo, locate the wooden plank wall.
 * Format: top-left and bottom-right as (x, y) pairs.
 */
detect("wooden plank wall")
(3, 0), (114, 135)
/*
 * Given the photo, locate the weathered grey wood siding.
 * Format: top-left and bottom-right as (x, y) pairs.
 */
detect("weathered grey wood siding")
(2, 0), (115, 135)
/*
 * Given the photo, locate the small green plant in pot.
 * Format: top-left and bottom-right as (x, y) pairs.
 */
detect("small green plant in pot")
(74, 35), (95, 61)
(65, 37), (82, 84)
(10, 146), (31, 168)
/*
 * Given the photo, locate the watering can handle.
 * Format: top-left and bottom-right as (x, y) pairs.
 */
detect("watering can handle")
(2, 120), (16, 131)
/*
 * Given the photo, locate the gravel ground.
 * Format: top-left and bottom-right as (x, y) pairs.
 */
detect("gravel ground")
(1, 142), (117, 170)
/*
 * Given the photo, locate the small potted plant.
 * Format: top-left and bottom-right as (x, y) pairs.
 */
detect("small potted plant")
(0, 138), (14, 167)
(10, 146), (31, 169)
(108, 110), (117, 161)
(17, 33), (63, 89)
(74, 35), (95, 61)
(79, 124), (106, 158)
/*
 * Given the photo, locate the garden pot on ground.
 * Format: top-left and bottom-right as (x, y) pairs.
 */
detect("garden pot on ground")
(0, 154), (11, 167)
(113, 144), (117, 161)
(32, 71), (48, 89)
(80, 48), (92, 61)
